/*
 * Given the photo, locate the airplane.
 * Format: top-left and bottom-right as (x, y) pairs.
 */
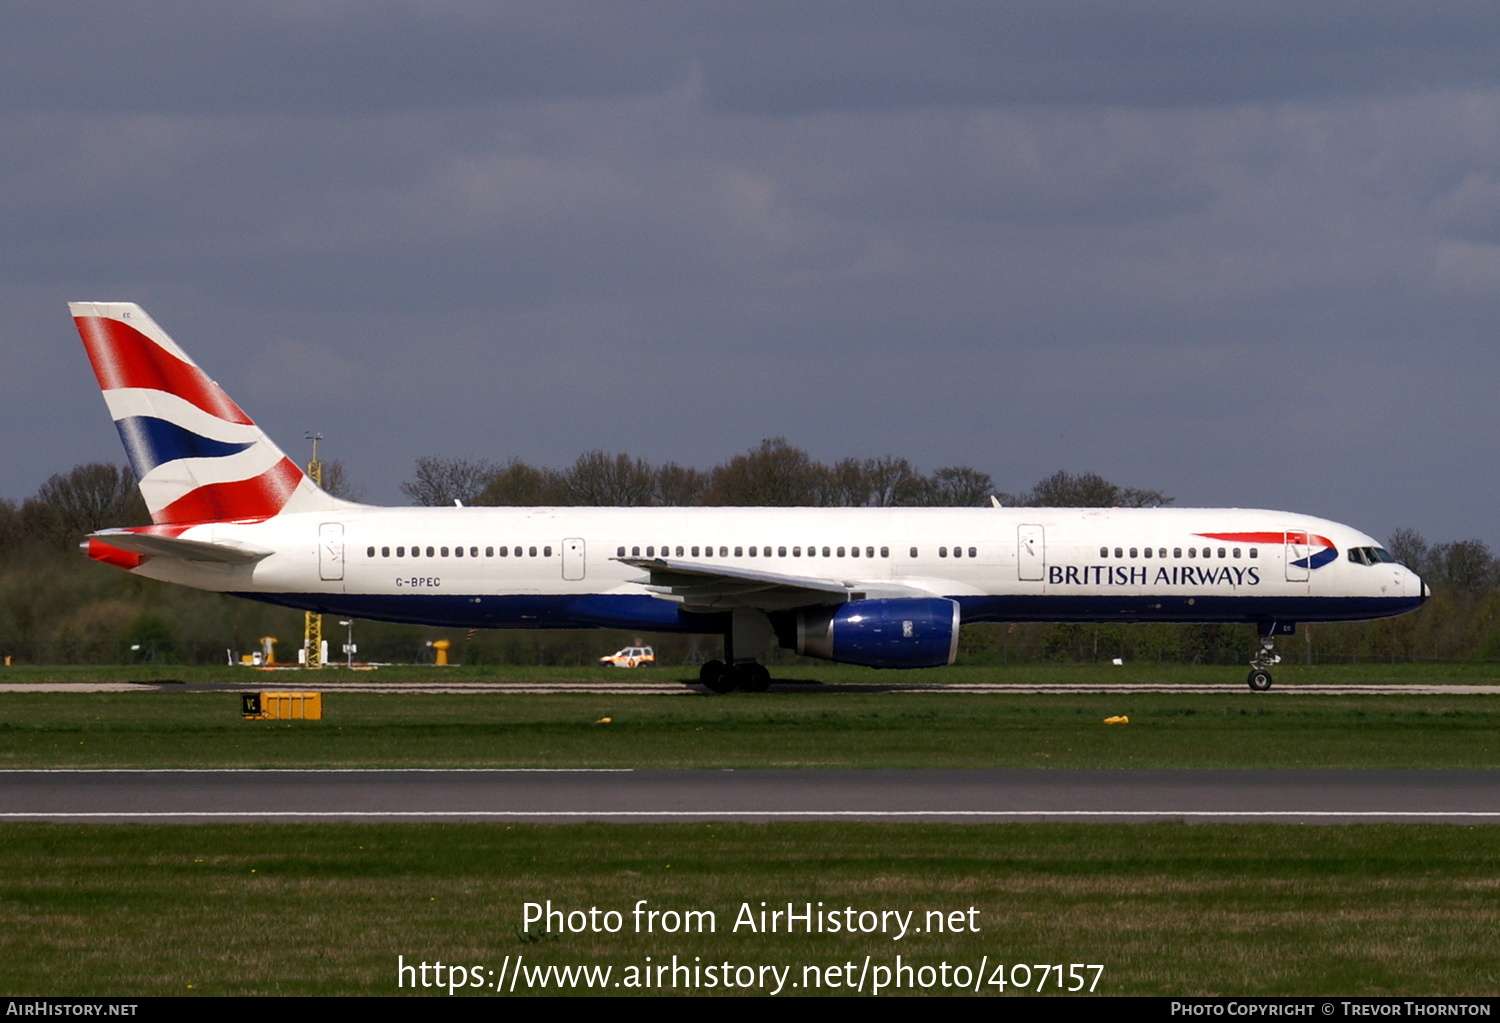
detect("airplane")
(70, 302), (1429, 692)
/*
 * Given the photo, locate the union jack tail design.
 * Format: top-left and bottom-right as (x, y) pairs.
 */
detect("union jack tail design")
(70, 302), (355, 526)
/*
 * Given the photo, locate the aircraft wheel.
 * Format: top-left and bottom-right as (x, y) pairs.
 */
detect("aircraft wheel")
(1247, 669), (1273, 692)
(736, 663), (771, 692)
(699, 660), (736, 694)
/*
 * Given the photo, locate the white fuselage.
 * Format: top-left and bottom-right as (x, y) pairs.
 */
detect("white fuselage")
(125, 504), (1425, 633)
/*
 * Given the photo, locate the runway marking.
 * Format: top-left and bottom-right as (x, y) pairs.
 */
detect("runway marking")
(4, 811), (1499, 820)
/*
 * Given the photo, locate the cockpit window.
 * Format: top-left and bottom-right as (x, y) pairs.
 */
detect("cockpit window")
(1348, 546), (1397, 566)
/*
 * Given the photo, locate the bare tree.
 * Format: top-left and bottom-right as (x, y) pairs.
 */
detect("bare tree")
(21, 464), (149, 548)
(564, 451), (656, 506)
(319, 460), (365, 503)
(653, 462), (708, 506)
(908, 466), (996, 507)
(400, 456), (498, 506)
(701, 438), (831, 506)
(1014, 470), (1171, 508)
(475, 459), (567, 506)
(1386, 527), (1431, 574)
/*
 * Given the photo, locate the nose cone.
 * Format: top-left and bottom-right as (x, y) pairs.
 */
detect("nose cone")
(1405, 567), (1429, 605)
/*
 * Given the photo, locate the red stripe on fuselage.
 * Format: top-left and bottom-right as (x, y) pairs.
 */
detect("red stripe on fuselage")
(74, 316), (253, 425)
(1196, 531), (1333, 548)
(153, 457), (304, 525)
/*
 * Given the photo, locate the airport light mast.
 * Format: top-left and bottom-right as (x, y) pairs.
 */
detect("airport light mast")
(304, 432), (324, 669)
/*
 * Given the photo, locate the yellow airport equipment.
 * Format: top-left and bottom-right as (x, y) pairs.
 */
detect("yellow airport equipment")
(242, 691), (323, 720)
(430, 638), (451, 666)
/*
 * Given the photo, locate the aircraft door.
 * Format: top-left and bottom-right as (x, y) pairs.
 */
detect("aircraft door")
(562, 537), (586, 581)
(1285, 529), (1309, 583)
(1018, 524), (1045, 581)
(319, 523), (345, 582)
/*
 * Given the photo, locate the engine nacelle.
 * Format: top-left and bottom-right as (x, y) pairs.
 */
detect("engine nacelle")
(793, 598), (961, 669)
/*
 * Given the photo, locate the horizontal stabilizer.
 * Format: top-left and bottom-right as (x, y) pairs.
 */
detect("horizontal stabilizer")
(87, 529), (272, 565)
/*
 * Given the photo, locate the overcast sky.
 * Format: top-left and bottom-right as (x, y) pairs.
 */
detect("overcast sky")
(3, 2), (1497, 547)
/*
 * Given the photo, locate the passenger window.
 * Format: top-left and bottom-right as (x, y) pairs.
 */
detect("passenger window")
(1159, 548), (1167, 558)
(851, 546), (860, 558)
(397, 546), (405, 557)
(1187, 548), (1196, 558)
(1129, 548), (1137, 558)
(529, 546), (538, 557)
(778, 546), (787, 557)
(440, 547), (449, 557)
(455, 546), (464, 558)
(939, 547), (948, 558)
(1100, 547), (1109, 557)
(676, 546), (684, 557)
(1114, 548), (1123, 558)
(793, 547), (801, 557)
(720, 546), (728, 557)
(1173, 548), (1181, 559)
(881, 547), (889, 558)
(544, 546), (552, 557)
(1233, 547), (1241, 558)
(1143, 547), (1151, 559)
(734, 547), (743, 557)
(967, 547), (975, 558)
(366, 546), (375, 557)
(1250, 548), (1258, 558)
(748, 546), (757, 557)
(866, 547), (874, 558)
(836, 546), (845, 557)
(822, 547), (831, 557)
(1218, 547), (1226, 558)
(426, 546), (435, 558)
(910, 547), (918, 558)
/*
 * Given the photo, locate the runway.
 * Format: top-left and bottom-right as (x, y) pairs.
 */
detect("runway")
(1, 769), (1497, 823)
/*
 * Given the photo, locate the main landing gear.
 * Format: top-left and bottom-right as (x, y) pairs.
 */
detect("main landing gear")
(698, 660), (771, 693)
(1246, 622), (1292, 691)
(699, 608), (776, 693)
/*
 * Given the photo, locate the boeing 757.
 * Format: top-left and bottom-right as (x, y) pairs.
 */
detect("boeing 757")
(70, 303), (1428, 691)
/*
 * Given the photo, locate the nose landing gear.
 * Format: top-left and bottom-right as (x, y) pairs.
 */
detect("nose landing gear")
(1247, 622), (1293, 691)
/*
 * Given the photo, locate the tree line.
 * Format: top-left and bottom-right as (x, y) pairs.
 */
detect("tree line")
(0, 449), (1493, 666)
(400, 438), (1171, 510)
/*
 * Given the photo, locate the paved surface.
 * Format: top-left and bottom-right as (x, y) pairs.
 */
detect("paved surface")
(1, 769), (1496, 823)
(3, 681), (1498, 695)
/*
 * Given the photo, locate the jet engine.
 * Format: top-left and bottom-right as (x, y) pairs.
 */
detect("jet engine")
(790, 597), (961, 669)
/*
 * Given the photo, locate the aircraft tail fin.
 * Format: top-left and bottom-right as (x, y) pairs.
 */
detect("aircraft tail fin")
(70, 302), (359, 525)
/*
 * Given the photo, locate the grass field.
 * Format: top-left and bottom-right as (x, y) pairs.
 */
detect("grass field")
(0, 822), (1496, 997)
(1, 663), (1497, 997)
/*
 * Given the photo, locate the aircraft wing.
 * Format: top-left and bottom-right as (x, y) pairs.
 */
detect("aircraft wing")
(614, 556), (934, 612)
(87, 529), (273, 565)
